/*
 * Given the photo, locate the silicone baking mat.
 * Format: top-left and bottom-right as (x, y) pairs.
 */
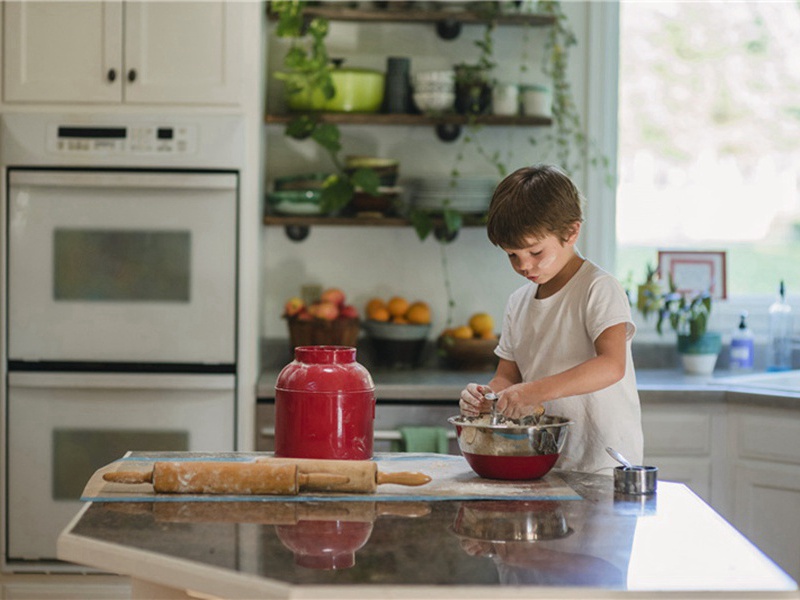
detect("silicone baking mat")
(81, 451), (582, 503)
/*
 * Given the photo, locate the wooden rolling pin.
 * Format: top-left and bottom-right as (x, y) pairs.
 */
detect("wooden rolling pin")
(261, 457), (432, 493)
(103, 460), (431, 495)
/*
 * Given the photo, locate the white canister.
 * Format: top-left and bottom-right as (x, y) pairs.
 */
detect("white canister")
(521, 85), (552, 118)
(491, 83), (519, 116)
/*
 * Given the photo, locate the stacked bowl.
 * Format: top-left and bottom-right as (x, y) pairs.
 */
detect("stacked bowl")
(410, 176), (498, 214)
(411, 70), (455, 114)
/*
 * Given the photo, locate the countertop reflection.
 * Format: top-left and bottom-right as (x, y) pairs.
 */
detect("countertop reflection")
(60, 470), (798, 598)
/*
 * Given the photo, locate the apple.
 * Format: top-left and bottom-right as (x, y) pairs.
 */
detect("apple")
(283, 296), (305, 317)
(320, 287), (346, 307)
(339, 304), (359, 320)
(296, 309), (313, 321)
(310, 301), (339, 321)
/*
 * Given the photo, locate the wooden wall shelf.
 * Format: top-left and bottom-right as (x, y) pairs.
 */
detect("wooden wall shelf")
(270, 6), (557, 29)
(264, 113), (552, 127)
(264, 214), (486, 242)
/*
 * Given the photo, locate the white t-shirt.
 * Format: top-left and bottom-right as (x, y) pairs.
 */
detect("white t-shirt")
(495, 260), (644, 474)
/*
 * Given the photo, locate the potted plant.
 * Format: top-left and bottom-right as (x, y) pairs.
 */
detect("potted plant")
(652, 279), (722, 375)
(270, 0), (380, 214)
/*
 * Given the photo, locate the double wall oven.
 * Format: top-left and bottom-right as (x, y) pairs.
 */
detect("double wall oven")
(1, 113), (244, 568)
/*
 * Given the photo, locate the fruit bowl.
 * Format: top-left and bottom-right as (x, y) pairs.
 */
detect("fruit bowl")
(363, 320), (430, 369)
(438, 335), (499, 371)
(447, 414), (572, 480)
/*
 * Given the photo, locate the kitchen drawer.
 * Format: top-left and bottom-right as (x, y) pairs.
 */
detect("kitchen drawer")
(641, 407), (712, 456)
(734, 409), (800, 466)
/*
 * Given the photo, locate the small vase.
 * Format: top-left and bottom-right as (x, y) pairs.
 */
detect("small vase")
(677, 332), (722, 375)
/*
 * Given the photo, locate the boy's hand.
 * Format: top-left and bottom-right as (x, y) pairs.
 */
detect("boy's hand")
(496, 384), (545, 420)
(459, 383), (494, 416)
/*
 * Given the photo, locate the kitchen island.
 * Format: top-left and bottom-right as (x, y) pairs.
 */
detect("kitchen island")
(58, 456), (798, 600)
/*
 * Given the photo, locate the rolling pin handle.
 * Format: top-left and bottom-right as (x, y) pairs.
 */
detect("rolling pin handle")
(103, 470), (154, 484)
(376, 471), (432, 487)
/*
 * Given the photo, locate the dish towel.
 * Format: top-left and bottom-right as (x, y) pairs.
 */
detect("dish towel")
(396, 426), (450, 454)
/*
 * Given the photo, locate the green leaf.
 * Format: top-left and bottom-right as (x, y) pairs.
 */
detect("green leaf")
(409, 210), (434, 241)
(320, 175), (353, 214)
(442, 209), (462, 234)
(285, 116), (316, 140)
(351, 168), (381, 195)
(310, 123), (341, 154)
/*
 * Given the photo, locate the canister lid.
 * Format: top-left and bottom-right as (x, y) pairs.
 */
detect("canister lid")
(276, 345), (375, 393)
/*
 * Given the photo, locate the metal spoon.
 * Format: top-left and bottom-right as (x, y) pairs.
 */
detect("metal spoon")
(606, 446), (634, 470)
(484, 392), (500, 425)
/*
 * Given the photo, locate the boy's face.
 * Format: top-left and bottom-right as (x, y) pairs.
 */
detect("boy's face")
(501, 226), (580, 286)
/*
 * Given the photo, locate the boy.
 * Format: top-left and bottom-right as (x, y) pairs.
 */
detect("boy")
(459, 165), (643, 473)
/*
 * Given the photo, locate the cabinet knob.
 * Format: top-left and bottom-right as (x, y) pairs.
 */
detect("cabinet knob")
(107, 68), (117, 83)
(127, 69), (137, 83)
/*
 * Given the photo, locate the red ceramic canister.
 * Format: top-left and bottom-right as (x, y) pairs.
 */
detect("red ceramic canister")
(274, 345), (376, 460)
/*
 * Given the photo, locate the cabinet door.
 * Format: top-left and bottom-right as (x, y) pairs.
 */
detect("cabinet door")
(733, 464), (800, 581)
(123, 1), (243, 105)
(3, 1), (123, 103)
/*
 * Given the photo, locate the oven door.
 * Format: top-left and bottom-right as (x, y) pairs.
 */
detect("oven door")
(7, 169), (237, 366)
(6, 371), (235, 563)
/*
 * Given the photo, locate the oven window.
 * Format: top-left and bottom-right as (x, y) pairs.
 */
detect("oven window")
(52, 429), (189, 500)
(53, 229), (191, 302)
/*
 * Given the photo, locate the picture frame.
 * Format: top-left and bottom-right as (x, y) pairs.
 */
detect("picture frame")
(658, 250), (727, 300)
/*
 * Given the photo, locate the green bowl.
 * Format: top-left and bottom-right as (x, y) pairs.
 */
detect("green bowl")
(267, 189), (323, 215)
(274, 173), (332, 191)
(286, 68), (385, 113)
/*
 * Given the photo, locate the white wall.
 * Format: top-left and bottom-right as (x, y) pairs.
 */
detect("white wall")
(262, 2), (601, 341)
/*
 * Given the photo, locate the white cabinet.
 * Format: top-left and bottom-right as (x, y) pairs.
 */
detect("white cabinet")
(3, 1), (243, 105)
(731, 407), (800, 581)
(640, 403), (727, 508)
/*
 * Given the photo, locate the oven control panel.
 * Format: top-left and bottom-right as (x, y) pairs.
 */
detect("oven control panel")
(46, 123), (198, 156)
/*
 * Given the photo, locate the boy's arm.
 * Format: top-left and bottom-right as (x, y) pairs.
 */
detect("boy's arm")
(497, 322), (628, 419)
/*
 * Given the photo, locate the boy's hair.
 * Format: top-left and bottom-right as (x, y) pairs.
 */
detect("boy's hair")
(486, 164), (585, 249)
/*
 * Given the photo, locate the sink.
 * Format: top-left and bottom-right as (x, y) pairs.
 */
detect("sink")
(712, 370), (800, 393)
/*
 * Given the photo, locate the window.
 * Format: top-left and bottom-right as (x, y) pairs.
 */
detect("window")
(614, 1), (800, 328)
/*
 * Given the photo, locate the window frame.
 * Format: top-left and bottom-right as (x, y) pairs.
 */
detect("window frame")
(585, 2), (796, 345)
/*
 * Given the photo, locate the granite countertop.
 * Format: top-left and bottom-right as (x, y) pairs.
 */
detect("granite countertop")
(58, 460), (799, 599)
(257, 368), (800, 409)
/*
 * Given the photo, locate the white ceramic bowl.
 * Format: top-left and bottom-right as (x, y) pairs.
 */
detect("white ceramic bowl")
(412, 70), (455, 86)
(413, 92), (455, 113)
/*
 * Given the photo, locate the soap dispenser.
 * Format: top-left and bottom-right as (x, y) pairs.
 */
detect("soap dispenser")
(729, 311), (754, 372)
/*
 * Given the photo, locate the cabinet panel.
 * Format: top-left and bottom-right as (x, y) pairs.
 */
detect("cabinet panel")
(4, 1), (122, 103)
(737, 412), (800, 465)
(733, 463), (800, 581)
(124, 2), (243, 105)
(3, 1), (242, 105)
(642, 409), (712, 456)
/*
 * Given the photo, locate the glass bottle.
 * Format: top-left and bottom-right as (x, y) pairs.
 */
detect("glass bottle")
(767, 281), (793, 372)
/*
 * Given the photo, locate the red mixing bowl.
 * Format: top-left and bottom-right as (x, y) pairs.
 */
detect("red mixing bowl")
(448, 415), (572, 480)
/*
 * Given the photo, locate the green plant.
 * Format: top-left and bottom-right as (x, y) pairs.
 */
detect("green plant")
(652, 277), (713, 341)
(270, 0), (379, 214)
(530, 0), (612, 186)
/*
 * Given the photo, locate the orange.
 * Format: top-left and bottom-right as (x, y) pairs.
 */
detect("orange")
(387, 296), (410, 318)
(366, 297), (386, 316)
(369, 306), (390, 322)
(479, 330), (498, 340)
(452, 325), (475, 340)
(405, 301), (431, 325)
(468, 312), (494, 336)
(392, 315), (409, 324)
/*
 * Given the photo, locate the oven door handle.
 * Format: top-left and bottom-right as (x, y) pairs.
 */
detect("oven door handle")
(8, 371), (235, 391)
(9, 170), (237, 191)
